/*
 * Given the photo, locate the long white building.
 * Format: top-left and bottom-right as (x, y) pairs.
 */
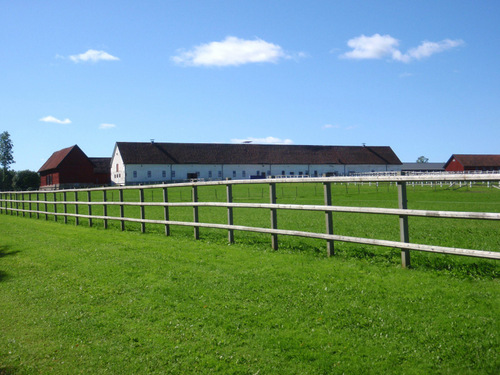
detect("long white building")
(110, 141), (402, 185)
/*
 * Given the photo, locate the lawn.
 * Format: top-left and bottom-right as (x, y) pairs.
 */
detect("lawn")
(1, 184), (499, 374)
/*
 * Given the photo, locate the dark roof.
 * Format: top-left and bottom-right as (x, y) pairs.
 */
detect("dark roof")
(445, 154), (500, 169)
(38, 145), (82, 172)
(116, 142), (402, 165)
(89, 158), (112, 174)
(401, 163), (445, 171)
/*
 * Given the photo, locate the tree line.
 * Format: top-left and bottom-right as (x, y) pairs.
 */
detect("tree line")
(1, 131), (40, 191)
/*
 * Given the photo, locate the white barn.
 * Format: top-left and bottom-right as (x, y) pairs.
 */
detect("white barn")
(110, 142), (402, 186)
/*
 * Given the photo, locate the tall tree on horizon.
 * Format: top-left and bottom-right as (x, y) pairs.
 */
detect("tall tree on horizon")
(0, 131), (15, 182)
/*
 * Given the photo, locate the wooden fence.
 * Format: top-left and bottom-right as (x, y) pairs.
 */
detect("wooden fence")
(1, 174), (500, 268)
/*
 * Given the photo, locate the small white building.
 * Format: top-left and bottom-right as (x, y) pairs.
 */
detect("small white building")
(110, 141), (402, 185)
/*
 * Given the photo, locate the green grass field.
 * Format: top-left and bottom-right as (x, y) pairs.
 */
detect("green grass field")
(1, 183), (499, 373)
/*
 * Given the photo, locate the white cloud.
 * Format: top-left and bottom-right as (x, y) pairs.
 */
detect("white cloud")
(69, 49), (119, 63)
(231, 136), (293, 144)
(341, 34), (463, 63)
(99, 123), (116, 130)
(399, 72), (414, 78)
(406, 39), (464, 60)
(322, 124), (340, 129)
(342, 34), (400, 60)
(172, 36), (289, 67)
(39, 116), (71, 125)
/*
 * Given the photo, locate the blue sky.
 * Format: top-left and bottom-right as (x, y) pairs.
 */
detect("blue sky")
(1, 0), (499, 171)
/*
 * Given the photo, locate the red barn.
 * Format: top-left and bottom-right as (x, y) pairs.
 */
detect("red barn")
(38, 145), (110, 190)
(444, 154), (500, 172)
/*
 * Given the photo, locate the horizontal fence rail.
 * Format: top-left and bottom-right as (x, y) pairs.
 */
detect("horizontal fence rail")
(1, 173), (500, 268)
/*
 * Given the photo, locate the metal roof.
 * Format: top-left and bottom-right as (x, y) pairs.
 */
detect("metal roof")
(401, 163), (445, 171)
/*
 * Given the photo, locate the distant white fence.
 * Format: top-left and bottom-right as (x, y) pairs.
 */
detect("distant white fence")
(1, 173), (500, 268)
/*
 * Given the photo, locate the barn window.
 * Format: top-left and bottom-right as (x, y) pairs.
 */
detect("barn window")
(267, 170), (271, 176)
(299, 171), (303, 176)
(133, 171), (137, 178)
(171, 170), (176, 178)
(218, 171), (222, 178)
(147, 171), (152, 178)
(208, 171), (212, 178)
(162, 170), (166, 178)
(116, 164), (119, 172)
(242, 170), (246, 177)
(233, 171), (236, 178)
(256, 171), (260, 176)
(290, 172), (294, 176)
(282, 170), (285, 176)
(314, 170), (318, 177)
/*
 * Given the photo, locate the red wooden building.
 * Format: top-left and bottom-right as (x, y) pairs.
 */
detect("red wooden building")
(444, 154), (500, 172)
(38, 145), (111, 190)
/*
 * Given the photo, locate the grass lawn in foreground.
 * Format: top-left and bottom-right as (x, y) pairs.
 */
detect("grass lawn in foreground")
(0, 213), (498, 374)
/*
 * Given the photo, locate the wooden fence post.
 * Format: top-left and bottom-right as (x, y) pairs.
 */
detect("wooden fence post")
(21, 192), (25, 217)
(324, 182), (334, 256)
(53, 192), (57, 222)
(75, 191), (79, 226)
(397, 181), (411, 268)
(44, 193), (48, 220)
(119, 189), (125, 231)
(270, 183), (278, 250)
(192, 185), (199, 240)
(87, 190), (92, 227)
(20, 193), (25, 217)
(36, 193), (40, 219)
(16, 192), (19, 216)
(227, 184), (234, 244)
(139, 188), (145, 233)
(103, 190), (108, 229)
(63, 191), (67, 224)
(163, 187), (170, 236)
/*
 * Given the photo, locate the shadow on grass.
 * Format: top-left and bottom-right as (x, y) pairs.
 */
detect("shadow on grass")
(410, 253), (500, 279)
(336, 245), (499, 279)
(0, 367), (18, 375)
(0, 245), (20, 283)
(0, 246), (20, 259)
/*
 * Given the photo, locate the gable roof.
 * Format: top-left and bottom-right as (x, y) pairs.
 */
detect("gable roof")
(38, 145), (85, 172)
(444, 154), (500, 169)
(115, 142), (402, 166)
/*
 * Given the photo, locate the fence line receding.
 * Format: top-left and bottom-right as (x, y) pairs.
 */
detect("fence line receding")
(1, 174), (500, 268)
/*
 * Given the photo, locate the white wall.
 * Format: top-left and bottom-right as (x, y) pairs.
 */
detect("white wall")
(113, 162), (402, 185)
(110, 147), (126, 185)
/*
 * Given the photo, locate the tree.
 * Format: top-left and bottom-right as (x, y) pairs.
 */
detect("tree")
(0, 131), (15, 177)
(416, 156), (429, 163)
(0, 169), (14, 191)
(12, 170), (40, 191)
